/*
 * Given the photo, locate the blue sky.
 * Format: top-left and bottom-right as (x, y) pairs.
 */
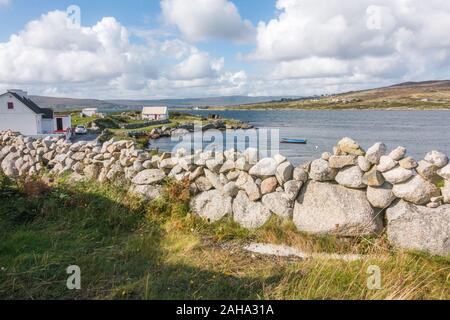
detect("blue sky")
(0, 0), (449, 99)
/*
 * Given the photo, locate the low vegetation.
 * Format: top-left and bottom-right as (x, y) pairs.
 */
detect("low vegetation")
(0, 172), (448, 300)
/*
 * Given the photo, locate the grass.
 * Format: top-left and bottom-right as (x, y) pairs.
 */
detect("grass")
(0, 173), (448, 300)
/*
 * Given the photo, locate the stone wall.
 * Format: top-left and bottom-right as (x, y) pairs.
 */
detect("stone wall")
(0, 131), (449, 256)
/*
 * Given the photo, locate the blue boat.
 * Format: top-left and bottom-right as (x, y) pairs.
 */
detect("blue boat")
(281, 138), (308, 144)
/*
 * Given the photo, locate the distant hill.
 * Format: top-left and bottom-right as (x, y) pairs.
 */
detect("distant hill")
(29, 95), (300, 111)
(222, 80), (450, 110)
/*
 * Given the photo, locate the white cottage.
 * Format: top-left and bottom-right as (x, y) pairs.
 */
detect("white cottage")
(81, 108), (99, 117)
(141, 106), (169, 121)
(0, 89), (71, 136)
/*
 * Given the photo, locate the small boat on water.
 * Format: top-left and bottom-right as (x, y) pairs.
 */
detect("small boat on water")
(281, 138), (308, 144)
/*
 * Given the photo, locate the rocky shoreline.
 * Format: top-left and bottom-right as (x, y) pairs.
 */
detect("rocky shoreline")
(0, 131), (449, 256)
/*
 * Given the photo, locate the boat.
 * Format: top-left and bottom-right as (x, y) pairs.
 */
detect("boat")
(281, 138), (308, 144)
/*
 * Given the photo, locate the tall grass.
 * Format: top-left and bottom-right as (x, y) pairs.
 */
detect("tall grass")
(0, 173), (448, 300)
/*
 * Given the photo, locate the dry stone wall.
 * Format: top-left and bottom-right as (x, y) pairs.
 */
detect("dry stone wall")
(0, 131), (449, 256)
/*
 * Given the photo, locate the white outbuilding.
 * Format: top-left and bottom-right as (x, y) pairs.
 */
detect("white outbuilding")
(81, 108), (99, 117)
(141, 106), (169, 121)
(0, 89), (72, 136)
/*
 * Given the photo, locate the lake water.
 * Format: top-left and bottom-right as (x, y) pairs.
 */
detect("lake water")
(151, 110), (450, 166)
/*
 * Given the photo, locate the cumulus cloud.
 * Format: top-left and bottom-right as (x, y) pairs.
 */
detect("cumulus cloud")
(161, 0), (255, 43)
(249, 0), (450, 93)
(0, 10), (246, 98)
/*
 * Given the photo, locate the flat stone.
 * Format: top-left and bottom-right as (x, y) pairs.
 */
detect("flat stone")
(377, 156), (398, 173)
(383, 166), (415, 184)
(249, 158), (278, 177)
(329, 155), (358, 169)
(386, 200), (450, 256)
(388, 147), (407, 161)
(132, 169), (166, 185)
(399, 156), (418, 169)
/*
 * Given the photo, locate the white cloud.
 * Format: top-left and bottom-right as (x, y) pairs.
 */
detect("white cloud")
(0, 0), (10, 7)
(0, 10), (247, 98)
(161, 0), (255, 43)
(249, 0), (450, 93)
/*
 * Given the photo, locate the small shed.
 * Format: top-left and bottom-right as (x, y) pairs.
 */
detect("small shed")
(81, 108), (98, 117)
(141, 106), (169, 120)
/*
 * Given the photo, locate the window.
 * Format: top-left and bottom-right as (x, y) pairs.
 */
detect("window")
(7, 102), (14, 110)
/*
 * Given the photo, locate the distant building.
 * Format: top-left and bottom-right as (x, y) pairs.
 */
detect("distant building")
(0, 89), (71, 136)
(81, 108), (99, 117)
(141, 106), (169, 120)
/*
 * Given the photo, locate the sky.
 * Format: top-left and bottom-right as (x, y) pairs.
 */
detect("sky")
(0, 0), (450, 99)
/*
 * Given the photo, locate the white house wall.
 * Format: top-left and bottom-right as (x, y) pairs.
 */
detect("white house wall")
(0, 93), (41, 135)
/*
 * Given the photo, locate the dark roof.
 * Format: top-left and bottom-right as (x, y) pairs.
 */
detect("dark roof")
(41, 108), (54, 119)
(9, 92), (51, 117)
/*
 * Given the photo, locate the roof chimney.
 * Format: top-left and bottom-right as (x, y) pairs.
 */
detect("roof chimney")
(8, 89), (28, 98)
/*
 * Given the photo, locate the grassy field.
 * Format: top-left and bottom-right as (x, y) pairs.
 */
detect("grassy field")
(0, 173), (448, 300)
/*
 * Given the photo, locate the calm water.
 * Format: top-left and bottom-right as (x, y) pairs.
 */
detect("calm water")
(152, 110), (450, 166)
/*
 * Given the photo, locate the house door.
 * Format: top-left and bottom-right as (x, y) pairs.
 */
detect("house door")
(56, 118), (63, 131)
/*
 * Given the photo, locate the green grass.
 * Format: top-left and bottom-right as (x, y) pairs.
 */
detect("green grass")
(0, 173), (448, 300)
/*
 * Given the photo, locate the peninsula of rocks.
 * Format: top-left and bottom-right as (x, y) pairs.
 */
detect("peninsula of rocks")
(0, 131), (449, 256)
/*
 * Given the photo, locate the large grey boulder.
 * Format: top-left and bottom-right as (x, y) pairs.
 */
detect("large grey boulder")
(132, 169), (166, 185)
(382, 166), (415, 184)
(233, 191), (272, 229)
(335, 166), (366, 189)
(424, 151), (448, 169)
(366, 143), (387, 165)
(249, 158), (278, 177)
(386, 200), (450, 256)
(262, 192), (293, 219)
(191, 190), (233, 223)
(367, 182), (396, 208)
(293, 181), (382, 237)
(392, 175), (441, 205)
(309, 159), (338, 182)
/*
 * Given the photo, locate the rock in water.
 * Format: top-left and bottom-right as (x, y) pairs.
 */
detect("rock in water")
(293, 181), (382, 237)
(335, 166), (366, 189)
(392, 175), (441, 205)
(367, 182), (396, 208)
(386, 200), (450, 256)
(233, 191), (272, 229)
(190, 190), (233, 223)
(309, 159), (338, 182)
